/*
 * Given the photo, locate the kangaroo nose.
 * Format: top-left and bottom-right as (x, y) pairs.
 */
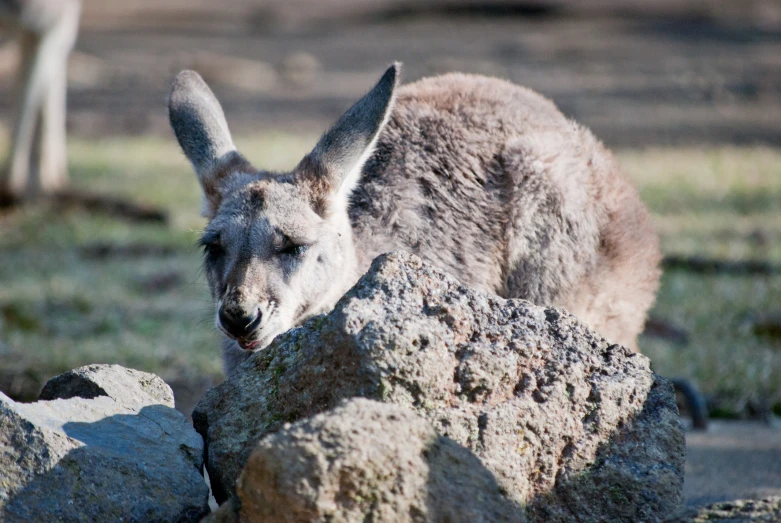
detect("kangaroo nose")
(218, 305), (261, 338)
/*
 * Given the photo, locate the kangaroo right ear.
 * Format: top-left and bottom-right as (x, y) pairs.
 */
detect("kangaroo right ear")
(296, 63), (400, 215)
(168, 70), (255, 217)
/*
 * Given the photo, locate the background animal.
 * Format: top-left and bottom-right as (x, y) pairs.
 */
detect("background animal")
(168, 63), (661, 375)
(0, 0), (81, 202)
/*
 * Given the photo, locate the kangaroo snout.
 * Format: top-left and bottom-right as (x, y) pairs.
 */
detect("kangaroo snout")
(218, 302), (262, 341)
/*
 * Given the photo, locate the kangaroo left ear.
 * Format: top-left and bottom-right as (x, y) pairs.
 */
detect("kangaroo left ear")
(297, 63), (400, 214)
(168, 70), (256, 217)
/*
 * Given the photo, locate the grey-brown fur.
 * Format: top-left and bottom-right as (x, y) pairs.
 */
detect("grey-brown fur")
(168, 63), (661, 376)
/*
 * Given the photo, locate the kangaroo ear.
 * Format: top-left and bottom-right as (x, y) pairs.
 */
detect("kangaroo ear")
(168, 70), (255, 217)
(298, 63), (400, 214)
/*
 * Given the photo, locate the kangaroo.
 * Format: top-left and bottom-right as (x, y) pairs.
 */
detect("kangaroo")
(0, 0), (81, 202)
(168, 63), (661, 376)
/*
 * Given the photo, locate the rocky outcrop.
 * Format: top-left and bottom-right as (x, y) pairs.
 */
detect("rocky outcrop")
(208, 398), (521, 523)
(194, 251), (685, 521)
(667, 497), (781, 522)
(0, 364), (209, 522)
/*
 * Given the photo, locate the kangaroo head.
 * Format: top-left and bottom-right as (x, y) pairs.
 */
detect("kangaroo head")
(169, 64), (399, 351)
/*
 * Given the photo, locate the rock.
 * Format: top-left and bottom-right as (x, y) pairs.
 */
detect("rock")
(210, 398), (520, 523)
(0, 365), (209, 522)
(193, 251), (685, 521)
(38, 363), (175, 408)
(667, 497), (781, 522)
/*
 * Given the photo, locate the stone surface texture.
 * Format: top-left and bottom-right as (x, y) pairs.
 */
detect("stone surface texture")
(0, 364), (209, 522)
(208, 398), (521, 523)
(667, 497), (781, 522)
(193, 251), (685, 521)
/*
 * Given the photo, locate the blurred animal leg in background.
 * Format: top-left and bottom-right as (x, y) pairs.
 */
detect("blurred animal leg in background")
(0, 0), (81, 202)
(672, 378), (709, 430)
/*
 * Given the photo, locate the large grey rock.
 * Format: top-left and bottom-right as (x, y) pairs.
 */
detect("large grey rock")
(208, 398), (521, 523)
(39, 363), (175, 407)
(667, 497), (781, 522)
(0, 364), (209, 522)
(194, 251), (685, 521)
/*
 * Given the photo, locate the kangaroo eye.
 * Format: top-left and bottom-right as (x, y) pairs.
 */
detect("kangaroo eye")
(279, 243), (308, 257)
(199, 234), (223, 259)
(202, 242), (223, 259)
(206, 243), (223, 256)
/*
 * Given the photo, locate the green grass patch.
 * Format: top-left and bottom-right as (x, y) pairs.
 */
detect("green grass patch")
(0, 133), (313, 397)
(620, 147), (781, 414)
(0, 139), (779, 415)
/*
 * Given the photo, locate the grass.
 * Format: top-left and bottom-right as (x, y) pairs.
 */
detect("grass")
(0, 138), (779, 415)
(0, 133), (313, 400)
(622, 147), (781, 415)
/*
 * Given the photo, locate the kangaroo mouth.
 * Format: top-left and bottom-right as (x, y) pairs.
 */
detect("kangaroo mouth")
(238, 338), (261, 351)
(236, 330), (281, 351)
(216, 324), (263, 351)
(216, 313), (268, 351)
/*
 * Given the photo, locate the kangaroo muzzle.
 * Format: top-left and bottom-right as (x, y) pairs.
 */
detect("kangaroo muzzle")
(218, 283), (264, 344)
(218, 303), (261, 339)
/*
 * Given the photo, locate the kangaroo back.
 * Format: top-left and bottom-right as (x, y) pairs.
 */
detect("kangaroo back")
(350, 73), (660, 350)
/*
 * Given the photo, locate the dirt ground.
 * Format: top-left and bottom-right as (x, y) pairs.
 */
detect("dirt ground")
(1, 0), (780, 513)
(1, 0), (779, 146)
(685, 421), (781, 507)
